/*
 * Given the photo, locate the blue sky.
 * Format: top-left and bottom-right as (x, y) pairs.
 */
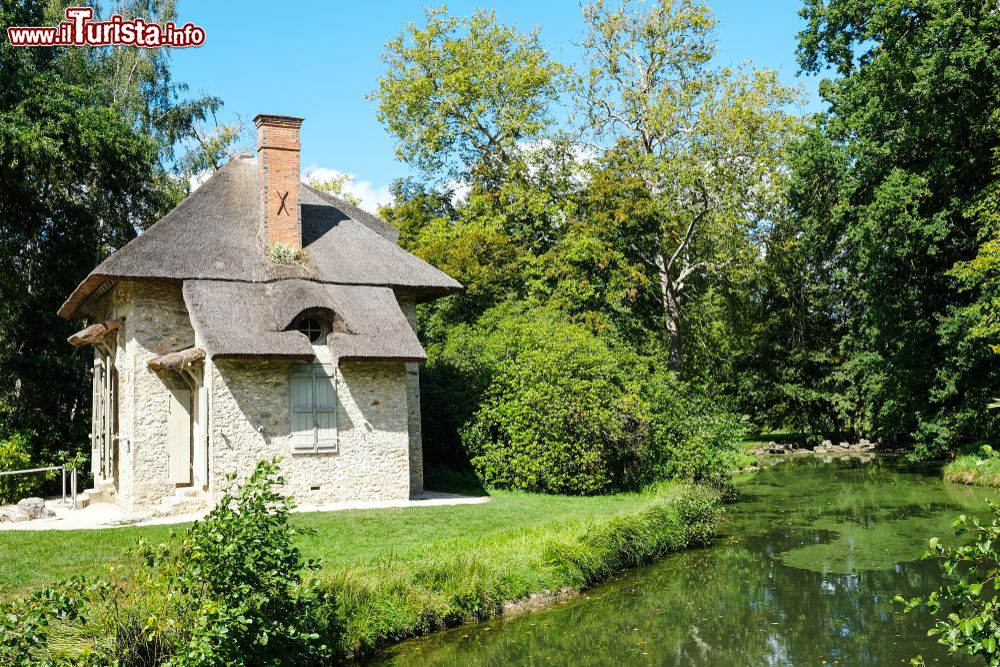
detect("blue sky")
(170, 1), (825, 209)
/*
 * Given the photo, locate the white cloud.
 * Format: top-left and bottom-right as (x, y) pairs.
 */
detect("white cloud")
(445, 178), (471, 205)
(188, 170), (213, 192)
(302, 166), (394, 214)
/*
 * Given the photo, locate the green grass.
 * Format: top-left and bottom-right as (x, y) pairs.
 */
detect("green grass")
(943, 455), (1000, 487)
(0, 484), (722, 658)
(0, 491), (654, 597)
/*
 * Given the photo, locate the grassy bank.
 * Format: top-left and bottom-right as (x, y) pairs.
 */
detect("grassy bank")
(0, 483), (722, 660)
(943, 455), (1000, 487)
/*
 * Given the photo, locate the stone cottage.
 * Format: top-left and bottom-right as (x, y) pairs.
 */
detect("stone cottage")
(58, 114), (461, 513)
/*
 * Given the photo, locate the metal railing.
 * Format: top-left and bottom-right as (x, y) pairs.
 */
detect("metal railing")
(0, 465), (78, 509)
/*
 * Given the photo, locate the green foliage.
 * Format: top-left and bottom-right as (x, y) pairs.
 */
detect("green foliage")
(0, 458), (340, 665)
(950, 150), (1000, 355)
(790, 0), (1000, 455)
(0, 0), (224, 464)
(305, 170), (362, 206)
(581, 0), (805, 372)
(943, 451), (1000, 488)
(267, 242), (304, 264)
(370, 6), (567, 183)
(0, 577), (97, 667)
(429, 304), (743, 494)
(544, 484), (721, 587)
(0, 431), (40, 504)
(898, 502), (1000, 665)
(455, 305), (645, 494)
(130, 458), (338, 665)
(644, 371), (746, 488)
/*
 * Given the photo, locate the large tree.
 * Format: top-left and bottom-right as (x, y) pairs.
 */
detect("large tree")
(371, 6), (567, 186)
(795, 0), (1000, 453)
(0, 0), (222, 463)
(580, 0), (804, 372)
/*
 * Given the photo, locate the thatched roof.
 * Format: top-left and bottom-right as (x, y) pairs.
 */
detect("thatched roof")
(58, 155), (461, 319)
(183, 280), (426, 362)
(148, 347), (205, 372)
(68, 320), (119, 347)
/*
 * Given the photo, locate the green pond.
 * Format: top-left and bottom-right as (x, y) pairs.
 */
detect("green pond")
(379, 456), (997, 666)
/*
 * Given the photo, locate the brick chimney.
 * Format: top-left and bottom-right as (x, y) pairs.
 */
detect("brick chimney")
(254, 114), (304, 249)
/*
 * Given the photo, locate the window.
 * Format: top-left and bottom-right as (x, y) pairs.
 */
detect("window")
(296, 317), (326, 344)
(289, 363), (337, 453)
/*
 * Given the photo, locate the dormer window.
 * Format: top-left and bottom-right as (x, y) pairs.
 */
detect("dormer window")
(295, 316), (326, 344)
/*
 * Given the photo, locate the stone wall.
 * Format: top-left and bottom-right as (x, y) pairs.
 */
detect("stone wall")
(130, 282), (196, 510)
(83, 280), (423, 510)
(86, 281), (195, 511)
(86, 282), (133, 503)
(396, 292), (424, 495)
(208, 355), (412, 504)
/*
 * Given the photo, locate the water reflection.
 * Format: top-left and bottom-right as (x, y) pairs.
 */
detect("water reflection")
(378, 457), (994, 666)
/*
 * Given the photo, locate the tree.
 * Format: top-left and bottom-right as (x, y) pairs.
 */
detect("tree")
(0, 0), (225, 464)
(580, 0), (804, 372)
(796, 0), (1000, 454)
(950, 151), (1000, 355)
(370, 6), (567, 185)
(730, 128), (856, 437)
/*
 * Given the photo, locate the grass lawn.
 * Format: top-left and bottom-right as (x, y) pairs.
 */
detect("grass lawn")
(0, 484), (721, 657)
(0, 490), (658, 598)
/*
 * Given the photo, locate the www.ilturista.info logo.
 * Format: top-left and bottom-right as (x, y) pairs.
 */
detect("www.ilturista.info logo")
(7, 7), (205, 48)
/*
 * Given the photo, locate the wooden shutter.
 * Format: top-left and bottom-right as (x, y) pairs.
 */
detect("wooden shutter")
(167, 388), (192, 484)
(288, 364), (337, 453)
(289, 365), (316, 452)
(314, 365), (337, 452)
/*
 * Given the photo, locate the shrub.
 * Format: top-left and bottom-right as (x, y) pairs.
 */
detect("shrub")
(130, 458), (339, 665)
(0, 431), (40, 504)
(898, 501), (1000, 666)
(437, 304), (746, 494)
(454, 306), (646, 494)
(0, 458), (342, 665)
(644, 372), (747, 490)
(0, 577), (96, 667)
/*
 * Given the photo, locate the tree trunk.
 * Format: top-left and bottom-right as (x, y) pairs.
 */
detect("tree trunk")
(656, 248), (683, 373)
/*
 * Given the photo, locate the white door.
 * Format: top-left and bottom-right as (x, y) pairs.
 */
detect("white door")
(167, 388), (192, 484)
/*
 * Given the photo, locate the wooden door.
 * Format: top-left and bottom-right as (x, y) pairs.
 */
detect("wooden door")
(167, 388), (192, 485)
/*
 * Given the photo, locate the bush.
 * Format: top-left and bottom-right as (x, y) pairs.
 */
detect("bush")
(0, 577), (96, 667)
(644, 371), (747, 489)
(130, 458), (339, 665)
(898, 501), (1000, 666)
(0, 458), (342, 665)
(436, 304), (746, 494)
(0, 431), (40, 504)
(453, 306), (646, 494)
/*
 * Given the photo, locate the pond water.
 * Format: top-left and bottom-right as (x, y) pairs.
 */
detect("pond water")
(379, 456), (997, 666)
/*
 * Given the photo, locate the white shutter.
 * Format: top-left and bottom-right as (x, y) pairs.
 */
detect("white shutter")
(314, 365), (337, 451)
(167, 388), (192, 484)
(289, 365), (316, 452)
